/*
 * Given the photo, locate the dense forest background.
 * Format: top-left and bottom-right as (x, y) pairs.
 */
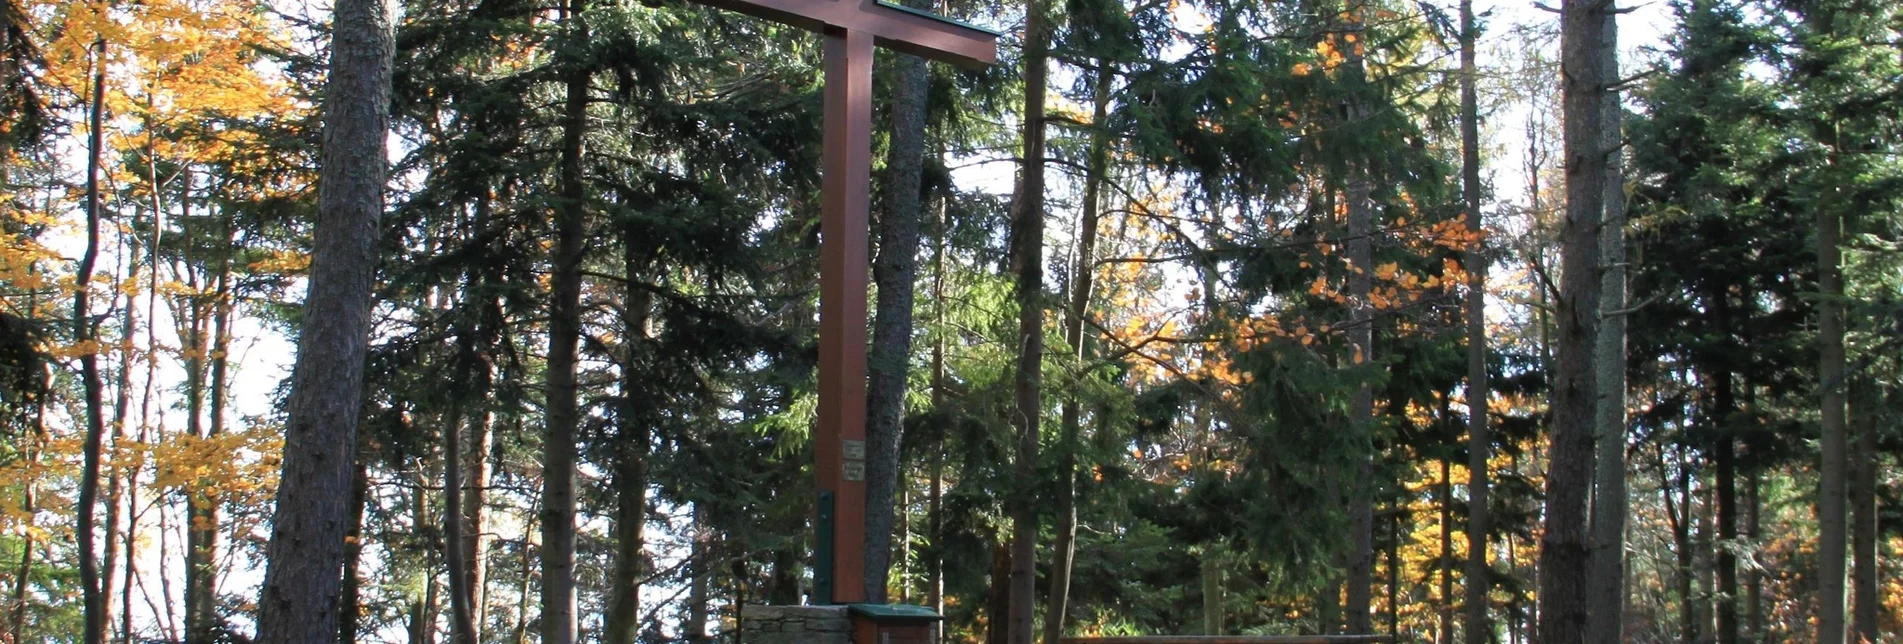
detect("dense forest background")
(0, 0), (1899, 640)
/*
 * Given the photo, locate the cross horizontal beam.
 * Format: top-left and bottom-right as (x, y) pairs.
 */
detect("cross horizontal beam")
(1059, 637), (1402, 644)
(692, 0), (998, 67)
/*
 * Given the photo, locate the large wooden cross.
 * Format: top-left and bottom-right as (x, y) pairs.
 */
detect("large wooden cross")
(681, 0), (997, 606)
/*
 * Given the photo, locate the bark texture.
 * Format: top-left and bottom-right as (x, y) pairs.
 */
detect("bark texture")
(254, 0), (393, 638)
(1007, 0), (1049, 639)
(1816, 133), (1848, 644)
(1586, 11), (1627, 643)
(75, 35), (108, 644)
(541, 1), (591, 640)
(604, 256), (651, 644)
(1851, 385), (1879, 643)
(1459, 0), (1491, 638)
(1537, 0), (1607, 636)
(863, 3), (932, 597)
(1043, 65), (1112, 644)
(1341, 4), (1376, 631)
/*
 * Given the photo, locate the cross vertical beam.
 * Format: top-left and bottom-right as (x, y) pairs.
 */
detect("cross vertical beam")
(815, 27), (875, 606)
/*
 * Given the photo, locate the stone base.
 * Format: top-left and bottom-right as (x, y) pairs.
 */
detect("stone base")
(739, 605), (939, 644)
(740, 605), (851, 644)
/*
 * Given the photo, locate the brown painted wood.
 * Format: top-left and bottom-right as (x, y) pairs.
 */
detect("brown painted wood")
(815, 27), (875, 605)
(690, 0), (996, 66)
(675, 0), (995, 608)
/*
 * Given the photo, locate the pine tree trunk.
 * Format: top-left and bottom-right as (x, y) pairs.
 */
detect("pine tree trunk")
(1586, 10), (1627, 643)
(1538, 0), (1608, 635)
(541, 0), (591, 641)
(75, 35), (109, 644)
(255, 0), (393, 634)
(462, 411), (491, 641)
(339, 453), (369, 644)
(1850, 384), (1878, 644)
(1201, 546), (1223, 635)
(1715, 366), (1738, 644)
(863, 0), (932, 596)
(768, 545), (801, 605)
(927, 196), (947, 616)
(988, 540), (1014, 644)
(1043, 64), (1111, 644)
(1007, 0), (1049, 637)
(1458, 0), (1491, 637)
(443, 403), (478, 644)
(410, 479), (441, 644)
(604, 260), (651, 644)
(1341, 3), (1377, 630)
(462, 198), (503, 642)
(1816, 128), (1848, 644)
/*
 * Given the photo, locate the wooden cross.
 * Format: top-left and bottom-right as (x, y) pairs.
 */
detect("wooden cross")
(679, 0), (997, 605)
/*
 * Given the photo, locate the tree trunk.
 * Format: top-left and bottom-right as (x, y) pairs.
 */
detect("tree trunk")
(1715, 366), (1738, 644)
(10, 388), (43, 644)
(1816, 129), (1848, 644)
(1043, 64), (1111, 644)
(1459, 0), (1491, 637)
(182, 279), (211, 644)
(1587, 10), (1627, 643)
(443, 404), (478, 644)
(1746, 469), (1763, 641)
(604, 261), (651, 644)
(409, 479), (441, 644)
(988, 540), (1014, 644)
(1851, 384), (1879, 644)
(462, 198), (503, 642)
(688, 509), (710, 642)
(863, 0), (934, 601)
(1388, 512), (1400, 638)
(541, 1), (591, 641)
(1440, 459), (1454, 644)
(75, 35), (109, 644)
(1661, 447), (1693, 644)
(339, 453), (369, 644)
(1007, 0), (1050, 637)
(1201, 546), (1223, 635)
(1538, 0), (1608, 635)
(511, 484), (540, 644)
(927, 193), (948, 616)
(103, 230), (138, 644)
(255, 0), (393, 635)
(188, 263), (233, 644)
(462, 411), (492, 642)
(1341, 4), (1377, 631)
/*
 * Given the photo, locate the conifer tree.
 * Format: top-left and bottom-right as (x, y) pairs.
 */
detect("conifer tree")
(255, 0), (394, 636)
